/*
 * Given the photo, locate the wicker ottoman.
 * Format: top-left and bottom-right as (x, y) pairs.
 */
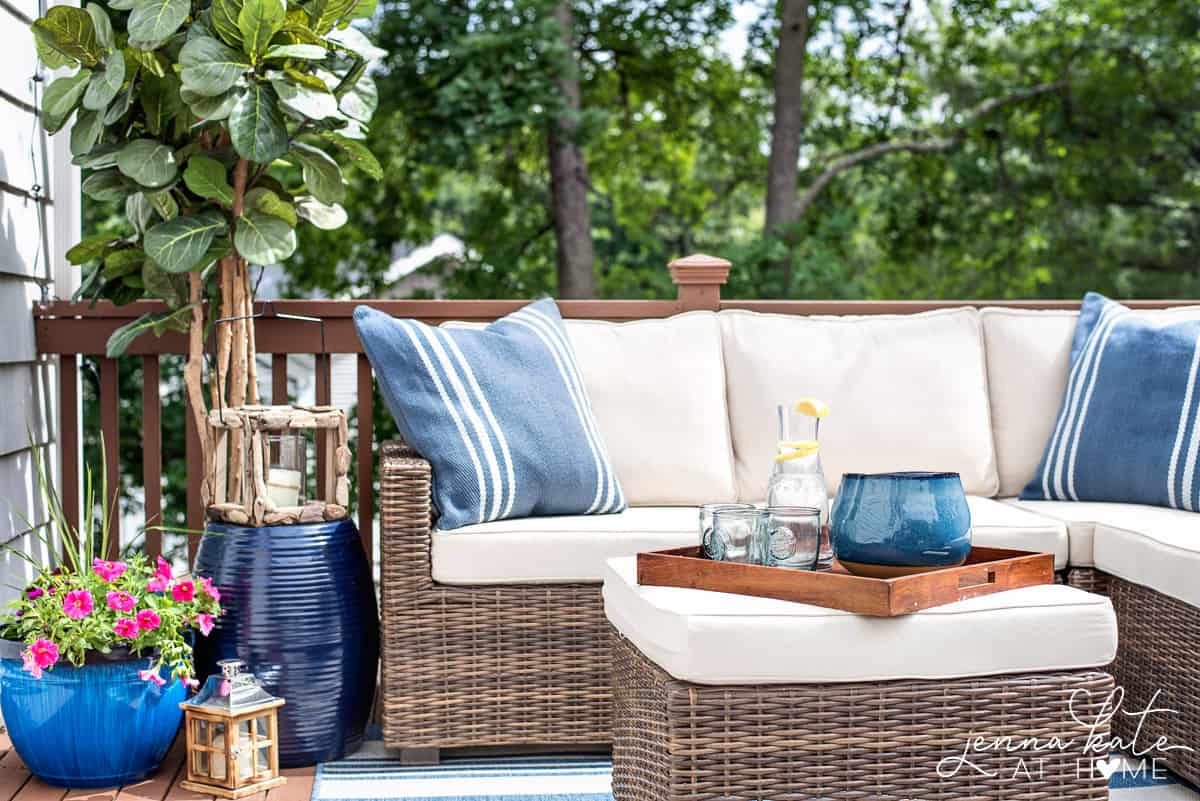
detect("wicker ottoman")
(603, 557), (1119, 801)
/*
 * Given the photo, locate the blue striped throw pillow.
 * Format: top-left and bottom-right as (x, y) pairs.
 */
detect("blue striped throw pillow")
(354, 298), (626, 530)
(1021, 292), (1200, 509)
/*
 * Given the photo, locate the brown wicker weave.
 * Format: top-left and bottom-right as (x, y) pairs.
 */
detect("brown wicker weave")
(379, 442), (611, 759)
(1068, 567), (1200, 787)
(610, 628), (1114, 801)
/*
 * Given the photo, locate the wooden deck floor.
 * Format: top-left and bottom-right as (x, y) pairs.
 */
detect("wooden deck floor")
(0, 735), (315, 801)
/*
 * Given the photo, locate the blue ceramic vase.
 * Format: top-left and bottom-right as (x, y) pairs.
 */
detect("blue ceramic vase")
(193, 519), (379, 768)
(831, 472), (972, 568)
(0, 645), (185, 787)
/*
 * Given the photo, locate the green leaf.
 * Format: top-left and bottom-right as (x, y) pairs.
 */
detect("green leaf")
(102, 247), (144, 278)
(185, 89), (240, 121)
(102, 86), (135, 124)
(210, 0), (244, 46)
(106, 310), (191, 358)
(237, 0), (286, 63)
(116, 139), (178, 189)
(180, 36), (251, 97)
(73, 143), (120, 169)
(245, 187), (297, 226)
(42, 72), (91, 121)
(70, 109), (105, 156)
(144, 211), (228, 273)
(235, 209), (296, 264)
(326, 26), (384, 62)
(83, 51), (125, 111)
(127, 0), (190, 51)
(184, 156), (235, 204)
(85, 3), (115, 50)
(272, 76), (339, 119)
(229, 82), (288, 162)
(65, 233), (121, 265)
(264, 43), (326, 60)
(338, 71), (376, 122)
(289, 142), (344, 203)
(126, 193), (156, 233)
(142, 259), (184, 305)
(140, 73), (184, 136)
(282, 67), (330, 93)
(303, 0), (355, 34)
(147, 189), (178, 220)
(127, 47), (169, 78)
(350, 0), (376, 20)
(31, 7), (103, 68)
(81, 169), (131, 202)
(295, 195), (346, 229)
(318, 130), (381, 179)
(108, 0), (137, 11)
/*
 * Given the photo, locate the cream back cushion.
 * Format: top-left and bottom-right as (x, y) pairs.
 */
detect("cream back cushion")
(719, 308), (999, 500)
(980, 309), (1078, 497)
(564, 312), (737, 505)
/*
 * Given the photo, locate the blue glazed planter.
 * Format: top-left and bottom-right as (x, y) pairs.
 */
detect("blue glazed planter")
(0, 645), (184, 787)
(193, 519), (379, 768)
(831, 472), (972, 567)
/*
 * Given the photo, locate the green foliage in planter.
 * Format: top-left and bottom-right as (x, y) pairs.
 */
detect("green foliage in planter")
(35, 0), (384, 355)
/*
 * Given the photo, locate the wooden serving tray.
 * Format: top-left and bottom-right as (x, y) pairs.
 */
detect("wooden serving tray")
(636, 546), (1055, 617)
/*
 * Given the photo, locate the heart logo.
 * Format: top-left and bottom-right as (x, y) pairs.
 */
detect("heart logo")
(1096, 757), (1117, 779)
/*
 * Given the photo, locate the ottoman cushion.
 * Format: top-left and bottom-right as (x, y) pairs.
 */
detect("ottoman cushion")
(603, 556), (1116, 685)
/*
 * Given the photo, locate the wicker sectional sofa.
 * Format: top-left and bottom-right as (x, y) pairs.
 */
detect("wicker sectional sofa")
(376, 299), (1200, 782)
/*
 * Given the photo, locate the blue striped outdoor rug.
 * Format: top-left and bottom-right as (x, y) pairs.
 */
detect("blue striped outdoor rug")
(315, 742), (1199, 801)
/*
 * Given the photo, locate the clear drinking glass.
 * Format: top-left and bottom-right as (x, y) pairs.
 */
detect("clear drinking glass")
(710, 507), (771, 565)
(699, 503), (754, 559)
(765, 505), (822, 570)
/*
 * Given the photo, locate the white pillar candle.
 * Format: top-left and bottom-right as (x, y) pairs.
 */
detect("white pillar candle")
(266, 467), (302, 508)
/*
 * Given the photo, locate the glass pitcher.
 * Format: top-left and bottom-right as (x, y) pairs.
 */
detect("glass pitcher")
(766, 401), (833, 569)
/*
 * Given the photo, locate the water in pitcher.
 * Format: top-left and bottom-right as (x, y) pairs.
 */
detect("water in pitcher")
(767, 401), (834, 569)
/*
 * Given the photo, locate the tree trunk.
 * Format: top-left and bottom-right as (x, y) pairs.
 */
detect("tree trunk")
(764, 0), (811, 239)
(547, 1), (596, 299)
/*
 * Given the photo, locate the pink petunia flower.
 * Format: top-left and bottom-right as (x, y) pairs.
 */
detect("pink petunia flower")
(155, 556), (173, 582)
(194, 613), (215, 636)
(21, 649), (42, 679)
(146, 576), (168, 593)
(136, 609), (161, 631)
(63, 589), (94, 620)
(113, 618), (139, 639)
(184, 676), (200, 690)
(26, 586), (43, 600)
(29, 638), (58, 669)
(106, 590), (135, 612)
(92, 558), (128, 582)
(138, 666), (166, 687)
(172, 580), (195, 603)
(198, 577), (221, 603)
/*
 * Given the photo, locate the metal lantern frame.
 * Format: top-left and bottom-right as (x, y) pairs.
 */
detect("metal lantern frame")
(206, 404), (351, 527)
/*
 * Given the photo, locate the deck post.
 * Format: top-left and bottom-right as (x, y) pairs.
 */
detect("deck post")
(668, 253), (731, 312)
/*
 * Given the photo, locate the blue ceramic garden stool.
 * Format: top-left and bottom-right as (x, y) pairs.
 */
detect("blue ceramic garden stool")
(194, 519), (379, 767)
(0, 650), (185, 787)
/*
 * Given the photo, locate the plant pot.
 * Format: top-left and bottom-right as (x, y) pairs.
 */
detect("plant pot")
(0, 641), (185, 787)
(830, 471), (972, 568)
(193, 519), (379, 768)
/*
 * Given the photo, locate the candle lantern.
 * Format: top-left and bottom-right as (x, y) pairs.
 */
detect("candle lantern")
(180, 659), (287, 798)
(206, 404), (351, 526)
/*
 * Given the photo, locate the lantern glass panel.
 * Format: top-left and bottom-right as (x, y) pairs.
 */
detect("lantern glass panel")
(192, 750), (209, 778)
(256, 716), (269, 738)
(212, 720), (226, 749)
(265, 432), (308, 507)
(256, 746), (270, 776)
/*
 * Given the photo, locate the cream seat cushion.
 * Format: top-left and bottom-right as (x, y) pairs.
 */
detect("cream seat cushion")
(1009, 499), (1200, 606)
(431, 506), (699, 585)
(603, 557), (1116, 685)
(432, 497), (1067, 585)
(719, 308), (998, 500)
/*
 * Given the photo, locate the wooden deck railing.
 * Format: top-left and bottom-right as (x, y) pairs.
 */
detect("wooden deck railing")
(32, 253), (1183, 571)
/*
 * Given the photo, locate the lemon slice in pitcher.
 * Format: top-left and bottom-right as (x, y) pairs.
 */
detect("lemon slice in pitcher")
(775, 439), (820, 462)
(794, 398), (830, 418)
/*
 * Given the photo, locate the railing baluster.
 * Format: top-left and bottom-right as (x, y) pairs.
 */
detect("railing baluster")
(58, 354), (79, 551)
(99, 358), (120, 560)
(185, 393), (203, 565)
(142, 355), (162, 560)
(356, 355), (374, 560)
(315, 353), (331, 495)
(272, 353), (287, 404)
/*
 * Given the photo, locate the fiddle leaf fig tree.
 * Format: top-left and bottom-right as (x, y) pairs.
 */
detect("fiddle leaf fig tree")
(33, 0), (383, 505)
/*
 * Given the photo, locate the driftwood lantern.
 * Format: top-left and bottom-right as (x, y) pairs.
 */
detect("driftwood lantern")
(206, 404), (351, 527)
(180, 659), (286, 799)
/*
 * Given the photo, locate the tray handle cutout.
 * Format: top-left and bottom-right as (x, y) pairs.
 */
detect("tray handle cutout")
(958, 568), (998, 590)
